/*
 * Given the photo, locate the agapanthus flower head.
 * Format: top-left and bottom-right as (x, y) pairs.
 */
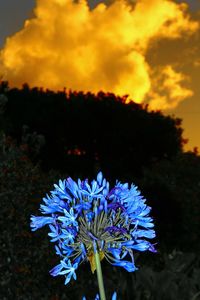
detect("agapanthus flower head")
(30, 172), (156, 285)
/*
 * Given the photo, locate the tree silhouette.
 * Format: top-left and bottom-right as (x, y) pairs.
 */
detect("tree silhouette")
(1, 81), (184, 181)
(139, 151), (200, 251)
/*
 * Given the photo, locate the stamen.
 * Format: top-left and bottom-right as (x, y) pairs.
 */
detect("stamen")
(87, 231), (99, 241)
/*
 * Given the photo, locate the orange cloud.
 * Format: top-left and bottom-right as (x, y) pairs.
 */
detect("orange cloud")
(0, 0), (199, 109)
(147, 65), (193, 110)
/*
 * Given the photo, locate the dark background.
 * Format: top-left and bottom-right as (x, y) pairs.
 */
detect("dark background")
(0, 82), (200, 299)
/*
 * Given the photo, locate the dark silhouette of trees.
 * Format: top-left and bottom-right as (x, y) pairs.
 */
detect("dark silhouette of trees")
(1, 82), (184, 181)
(139, 151), (200, 252)
(1, 81), (200, 295)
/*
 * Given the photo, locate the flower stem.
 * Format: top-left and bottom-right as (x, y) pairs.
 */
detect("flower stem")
(95, 250), (107, 300)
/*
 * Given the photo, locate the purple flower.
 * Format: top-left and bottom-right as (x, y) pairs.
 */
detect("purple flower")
(30, 172), (156, 285)
(50, 259), (78, 285)
(30, 216), (54, 231)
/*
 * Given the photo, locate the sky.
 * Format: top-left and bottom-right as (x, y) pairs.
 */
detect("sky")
(0, 0), (200, 152)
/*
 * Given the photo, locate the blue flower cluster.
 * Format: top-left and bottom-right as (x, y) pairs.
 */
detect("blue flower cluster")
(30, 172), (156, 285)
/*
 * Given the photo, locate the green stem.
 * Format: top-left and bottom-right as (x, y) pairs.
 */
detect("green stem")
(95, 250), (107, 300)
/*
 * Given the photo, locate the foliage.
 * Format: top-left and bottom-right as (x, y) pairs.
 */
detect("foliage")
(0, 132), (62, 299)
(138, 152), (200, 251)
(118, 250), (200, 300)
(0, 132), (199, 299)
(1, 82), (184, 180)
(0, 82), (200, 299)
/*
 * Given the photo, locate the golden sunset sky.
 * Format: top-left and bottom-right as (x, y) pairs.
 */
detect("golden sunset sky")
(0, 0), (200, 151)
